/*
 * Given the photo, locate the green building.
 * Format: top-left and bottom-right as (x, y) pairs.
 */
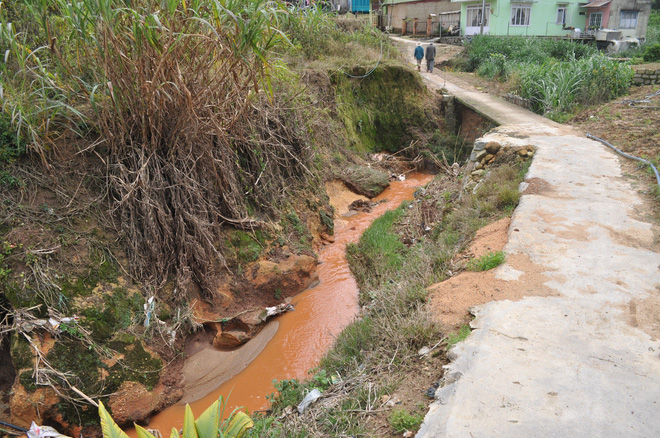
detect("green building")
(452, 0), (651, 41)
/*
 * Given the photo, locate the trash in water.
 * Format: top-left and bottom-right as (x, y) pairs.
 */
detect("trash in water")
(297, 388), (322, 414)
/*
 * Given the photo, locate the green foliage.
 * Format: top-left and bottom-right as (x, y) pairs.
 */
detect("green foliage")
(309, 368), (333, 390)
(229, 231), (268, 263)
(463, 36), (631, 118)
(514, 55), (633, 117)
(99, 397), (253, 438)
(320, 316), (375, 375)
(447, 324), (472, 349)
(282, 4), (341, 59)
(477, 53), (509, 80)
(0, 112), (25, 163)
(281, 5), (385, 60)
(647, 10), (660, 45)
(266, 378), (305, 416)
(643, 43), (660, 62)
(0, 239), (17, 281)
(388, 408), (424, 434)
(105, 339), (162, 392)
(346, 208), (406, 290)
(464, 36), (596, 72)
(332, 64), (434, 154)
(466, 250), (506, 272)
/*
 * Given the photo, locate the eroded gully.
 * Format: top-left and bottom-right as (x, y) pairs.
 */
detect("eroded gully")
(139, 173), (434, 432)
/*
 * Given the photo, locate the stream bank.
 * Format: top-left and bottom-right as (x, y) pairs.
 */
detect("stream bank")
(0, 8), (453, 433)
(136, 173), (435, 434)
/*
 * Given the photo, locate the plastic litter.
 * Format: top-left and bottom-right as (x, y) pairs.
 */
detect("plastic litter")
(144, 296), (155, 327)
(27, 422), (71, 438)
(297, 388), (322, 414)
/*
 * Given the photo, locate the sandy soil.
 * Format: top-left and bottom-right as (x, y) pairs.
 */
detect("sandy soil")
(178, 322), (279, 404)
(428, 218), (558, 329)
(325, 179), (369, 217)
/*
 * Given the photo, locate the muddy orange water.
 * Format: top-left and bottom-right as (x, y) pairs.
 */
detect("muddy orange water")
(138, 173), (434, 432)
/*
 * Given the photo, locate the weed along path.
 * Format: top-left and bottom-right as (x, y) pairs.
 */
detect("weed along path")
(135, 173), (434, 434)
(406, 53), (660, 436)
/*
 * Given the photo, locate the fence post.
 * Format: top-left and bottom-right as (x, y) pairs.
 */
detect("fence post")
(427, 15), (432, 38)
(402, 19), (407, 35)
(413, 18), (418, 36)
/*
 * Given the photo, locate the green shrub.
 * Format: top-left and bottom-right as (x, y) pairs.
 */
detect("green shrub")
(466, 250), (506, 271)
(0, 112), (24, 163)
(643, 43), (660, 62)
(388, 408), (424, 434)
(477, 53), (510, 80)
(464, 36), (596, 72)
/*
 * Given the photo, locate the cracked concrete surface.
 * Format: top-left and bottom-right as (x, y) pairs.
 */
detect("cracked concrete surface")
(415, 68), (660, 437)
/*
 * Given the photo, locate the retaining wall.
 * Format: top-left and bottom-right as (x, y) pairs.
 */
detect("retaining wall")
(632, 67), (660, 86)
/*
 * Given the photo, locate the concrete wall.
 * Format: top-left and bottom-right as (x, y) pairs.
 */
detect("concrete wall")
(458, 0), (589, 37)
(606, 0), (651, 41)
(456, 0), (650, 40)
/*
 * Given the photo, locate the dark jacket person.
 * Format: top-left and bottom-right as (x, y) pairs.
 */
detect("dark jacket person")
(425, 42), (436, 73)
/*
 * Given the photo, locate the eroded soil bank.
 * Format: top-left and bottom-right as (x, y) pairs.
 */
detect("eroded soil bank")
(135, 173), (434, 432)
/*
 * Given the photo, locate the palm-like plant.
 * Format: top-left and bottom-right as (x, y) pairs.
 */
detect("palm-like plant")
(98, 397), (253, 438)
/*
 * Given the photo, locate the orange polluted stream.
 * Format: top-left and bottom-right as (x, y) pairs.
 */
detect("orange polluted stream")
(140, 173), (434, 432)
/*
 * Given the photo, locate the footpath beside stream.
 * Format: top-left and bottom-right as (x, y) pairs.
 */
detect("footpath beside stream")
(415, 63), (660, 436)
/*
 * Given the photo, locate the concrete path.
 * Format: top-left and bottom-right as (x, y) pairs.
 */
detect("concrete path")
(409, 53), (660, 437)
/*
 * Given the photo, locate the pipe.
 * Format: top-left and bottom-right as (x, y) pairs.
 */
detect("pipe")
(0, 420), (28, 433)
(586, 133), (660, 187)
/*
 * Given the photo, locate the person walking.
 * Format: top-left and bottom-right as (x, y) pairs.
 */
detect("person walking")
(425, 41), (436, 73)
(413, 42), (424, 72)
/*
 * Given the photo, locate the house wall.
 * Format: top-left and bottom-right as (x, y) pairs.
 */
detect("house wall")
(457, 0), (587, 37)
(383, 0), (460, 32)
(606, 0), (651, 40)
(584, 4), (612, 33)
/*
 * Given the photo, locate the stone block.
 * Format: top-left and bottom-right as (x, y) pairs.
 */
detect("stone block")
(473, 140), (487, 151)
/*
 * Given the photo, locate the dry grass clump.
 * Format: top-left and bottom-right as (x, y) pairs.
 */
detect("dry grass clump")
(1, 1), (322, 301)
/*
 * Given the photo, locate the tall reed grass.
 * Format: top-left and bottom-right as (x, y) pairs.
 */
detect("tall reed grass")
(0, 0), (322, 298)
(463, 36), (632, 119)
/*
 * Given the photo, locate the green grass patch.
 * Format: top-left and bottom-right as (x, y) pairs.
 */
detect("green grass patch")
(346, 207), (407, 291)
(466, 250), (506, 272)
(388, 408), (424, 434)
(447, 324), (472, 349)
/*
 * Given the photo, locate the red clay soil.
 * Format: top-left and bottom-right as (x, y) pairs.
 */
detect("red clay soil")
(428, 217), (558, 329)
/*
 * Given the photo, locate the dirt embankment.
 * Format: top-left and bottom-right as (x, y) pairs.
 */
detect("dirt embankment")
(428, 218), (558, 329)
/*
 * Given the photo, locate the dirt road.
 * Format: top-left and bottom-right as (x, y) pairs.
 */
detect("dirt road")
(391, 38), (660, 437)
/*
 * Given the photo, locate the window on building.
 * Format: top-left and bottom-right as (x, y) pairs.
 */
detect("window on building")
(556, 7), (566, 25)
(511, 4), (532, 26)
(466, 5), (490, 27)
(620, 11), (638, 29)
(588, 12), (602, 29)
